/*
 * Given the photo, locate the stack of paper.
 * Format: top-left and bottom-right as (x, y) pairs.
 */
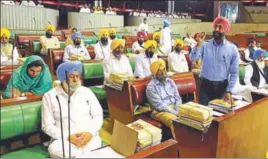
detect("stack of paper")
(208, 99), (236, 113)
(109, 73), (134, 84)
(178, 102), (213, 131)
(127, 119), (162, 151)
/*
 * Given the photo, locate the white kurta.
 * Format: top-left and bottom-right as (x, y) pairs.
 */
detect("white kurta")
(40, 36), (60, 55)
(161, 27), (172, 55)
(94, 42), (111, 60)
(42, 86), (103, 158)
(244, 48), (254, 62)
(80, 8), (91, 13)
(132, 41), (144, 53)
(244, 64), (266, 88)
(138, 23), (148, 32)
(168, 51), (189, 73)
(103, 54), (133, 80)
(134, 52), (158, 78)
(1, 46), (19, 65)
(63, 44), (90, 62)
(232, 76), (254, 103)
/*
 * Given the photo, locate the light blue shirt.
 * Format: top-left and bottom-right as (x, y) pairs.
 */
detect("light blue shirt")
(146, 78), (182, 115)
(190, 39), (239, 93)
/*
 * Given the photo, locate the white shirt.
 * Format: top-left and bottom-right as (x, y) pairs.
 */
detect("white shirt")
(184, 37), (197, 48)
(106, 11), (116, 15)
(155, 14), (161, 18)
(132, 41), (144, 53)
(103, 54), (133, 80)
(138, 22), (149, 32)
(1, 46), (19, 65)
(40, 36), (60, 55)
(168, 15), (174, 18)
(1, 1), (15, 5)
(21, 0), (35, 6)
(232, 76), (254, 103)
(244, 62), (266, 88)
(133, 12), (139, 16)
(63, 44), (90, 62)
(161, 27), (172, 54)
(42, 86), (103, 140)
(168, 51), (189, 73)
(94, 42), (111, 60)
(140, 13), (147, 17)
(244, 48), (255, 62)
(134, 52), (158, 78)
(80, 8), (91, 13)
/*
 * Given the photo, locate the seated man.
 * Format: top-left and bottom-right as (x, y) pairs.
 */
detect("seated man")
(108, 28), (116, 47)
(103, 39), (133, 81)
(244, 39), (256, 63)
(153, 31), (166, 56)
(1, 28), (19, 65)
(65, 27), (85, 46)
(3, 55), (52, 98)
(42, 61), (103, 158)
(134, 40), (158, 78)
(40, 24), (60, 55)
(184, 33), (197, 49)
(20, 0), (35, 6)
(80, 3), (91, 13)
(94, 6), (104, 14)
(94, 29), (111, 59)
(244, 49), (268, 89)
(63, 32), (90, 62)
(146, 59), (182, 134)
(168, 39), (189, 73)
(132, 31), (146, 54)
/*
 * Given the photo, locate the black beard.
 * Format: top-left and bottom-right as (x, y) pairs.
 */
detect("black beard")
(213, 31), (224, 41)
(145, 50), (154, 58)
(138, 40), (144, 46)
(101, 38), (108, 45)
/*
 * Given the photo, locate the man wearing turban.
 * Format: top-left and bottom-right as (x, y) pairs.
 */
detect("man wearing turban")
(146, 59), (182, 136)
(132, 31), (146, 54)
(244, 49), (268, 89)
(42, 61), (103, 158)
(63, 32), (90, 62)
(1, 28), (19, 65)
(153, 31), (166, 56)
(190, 16), (239, 106)
(103, 39), (133, 81)
(94, 29), (111, 59)
(134, 40), (158, 78)
(65, 27), (85, 46)
(161, 19), (172, 55)
(40, 24), (60, 55)
(168, 39), (189, 73)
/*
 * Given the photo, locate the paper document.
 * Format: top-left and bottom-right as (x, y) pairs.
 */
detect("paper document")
(213, 111), (225, 117)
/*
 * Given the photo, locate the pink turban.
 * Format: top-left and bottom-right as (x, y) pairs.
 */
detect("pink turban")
(137, 31), (146, 37)
(213, 17), (231, 33)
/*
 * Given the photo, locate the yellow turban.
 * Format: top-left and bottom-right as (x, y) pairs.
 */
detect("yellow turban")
(109, 28), (116, 35)
(144, 40), (157, 49)
(0, 28), (11, 39)
(174, 39), (184, 47)
(111, 39), (125, 50)
(99, 29), (109, 37)
(45, 24), (56, 32)
(150, 59), (166, 75)
(153, 32), (162, 40)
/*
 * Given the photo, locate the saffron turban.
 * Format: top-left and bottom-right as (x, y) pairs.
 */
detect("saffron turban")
(99, 29), (109, 37)
(253, 49), (265, 60)
(150, 59), (166, 75)
(72, 32), (82, 41)
(111, 39), (125, 50)
(153, 32), (162, 40)
(45, 24), (56, 32)
(56, 61), (82, 81)
(109, 28), (116, 35)
(137, 31), (146, 37)
(144, 40), (157, 49)
(0, 28), (11, 39)
(174, 39), (184, 47)
(213, 16), (231, 33)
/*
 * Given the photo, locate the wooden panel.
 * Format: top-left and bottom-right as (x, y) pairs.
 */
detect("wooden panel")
(1, 95), (42, 107)
(217, 98), (268, 158)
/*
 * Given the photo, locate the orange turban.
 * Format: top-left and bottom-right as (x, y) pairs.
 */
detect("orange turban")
(174, 39), (184, 47)
(0, 28), (11, 39)
(150, 59), (166, 75)
(45, 24), (56, 32)
(213, 17), (231, 33)
(111, 39), (125, 50)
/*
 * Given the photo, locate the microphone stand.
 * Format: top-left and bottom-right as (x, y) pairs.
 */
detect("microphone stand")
(65, 71), (71, 158)
(11, 35), (16, 98)
(55, 95), (65, 158)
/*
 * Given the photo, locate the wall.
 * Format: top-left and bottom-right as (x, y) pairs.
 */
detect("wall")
(245, 6), (268, 14)
(1, 4), (59, 30)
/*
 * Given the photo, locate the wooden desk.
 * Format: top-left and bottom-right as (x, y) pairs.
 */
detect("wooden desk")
(173, 97), (268, 158)
(1, 95), (42, 107)
(128, 139), (178, 158)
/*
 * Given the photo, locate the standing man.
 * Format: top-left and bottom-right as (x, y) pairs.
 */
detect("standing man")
(153, 31), (166, 56)
(42, 61), (103, 158)
(161, 19), (172, 55)
(138, 18), (149, 35)
(244, 39), (256, 63)
(190, 17), (239, 106)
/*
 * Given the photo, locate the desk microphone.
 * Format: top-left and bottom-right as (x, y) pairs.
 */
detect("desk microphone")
(55, 95), (65, 158)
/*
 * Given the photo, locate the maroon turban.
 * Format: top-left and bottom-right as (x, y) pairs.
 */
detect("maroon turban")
(137, 31), (146, 37)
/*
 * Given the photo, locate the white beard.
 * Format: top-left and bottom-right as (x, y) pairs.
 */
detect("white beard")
(256, 60), (265, 71)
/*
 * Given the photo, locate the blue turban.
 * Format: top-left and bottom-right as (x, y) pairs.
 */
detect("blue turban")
(163, 19), (170, 28)
(72, 32), (82, 41)
(56, 61), (83, 81)
(253, 49), (265, 60)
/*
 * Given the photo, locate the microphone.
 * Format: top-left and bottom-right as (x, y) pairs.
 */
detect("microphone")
(48, 21), (51, 25)
(65, 71), (71, 158)
(32, 17), (37, 34)
(109, 23), (112, 28)
(55, 95), (65, 158)
(86, 100), (93, 119)
(89, 20), (92, 28)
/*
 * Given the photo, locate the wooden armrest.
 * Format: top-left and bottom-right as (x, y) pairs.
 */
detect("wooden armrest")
(127, 139), (178, 158)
